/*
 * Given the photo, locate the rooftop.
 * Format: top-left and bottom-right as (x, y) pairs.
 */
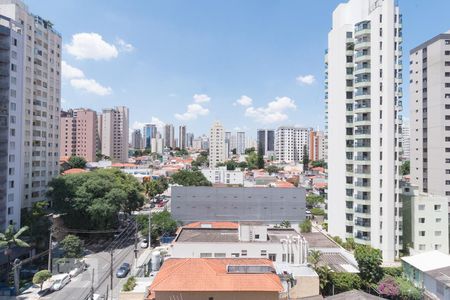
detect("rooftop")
(147, 258), (283, 294)
(425, 266), (450, 288)
(326, 290), (385, 300)
(183, 221), (239, 229)
(62, 168), (87, 175)
(402, 250), (450, 272)
(301, 232), (339, 248)
(175, 227), (300, 243)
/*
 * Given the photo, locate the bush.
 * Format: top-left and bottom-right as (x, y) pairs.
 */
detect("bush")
(299, 219), (312, 233)
(383, 266), (402, 278)
(122, 276), (136, 292)
(33, 270), (52, 291)
(378, 276), (400, 298)
(332, 236), (343, 246)
(354, 245), (383, 286)
(322, 222), (328, 231)
(311, 208), (325, 216)
(330, 272), (362, 294)
(395, 276), (421, 300)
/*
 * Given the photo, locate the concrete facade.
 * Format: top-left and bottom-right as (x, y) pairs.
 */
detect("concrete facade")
(275, 127), (311, 163)
(257, 129), (275, 157)
(209, 121), (225, 167)
(326, 0), (403, 262)
(201, 167), (244, 185)
(101, 106), (129, 162)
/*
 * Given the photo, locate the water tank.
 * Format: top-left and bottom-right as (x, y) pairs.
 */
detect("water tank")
(151, 251), (161, 271)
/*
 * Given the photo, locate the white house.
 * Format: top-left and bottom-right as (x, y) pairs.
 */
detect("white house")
(201, 167), (244, 185)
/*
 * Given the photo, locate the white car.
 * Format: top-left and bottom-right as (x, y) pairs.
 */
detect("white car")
(50, 273), (71, 291)
(140, 239), (149, 248)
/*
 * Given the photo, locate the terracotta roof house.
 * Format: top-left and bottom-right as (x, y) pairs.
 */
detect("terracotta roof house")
(146, 258), (283, 300)
(62, 168), (87, 175)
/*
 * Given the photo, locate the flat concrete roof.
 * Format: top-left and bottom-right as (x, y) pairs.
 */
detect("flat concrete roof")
(301, 232), (338, 248)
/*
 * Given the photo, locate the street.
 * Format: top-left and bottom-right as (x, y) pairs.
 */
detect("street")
(40, 243), (143, 300)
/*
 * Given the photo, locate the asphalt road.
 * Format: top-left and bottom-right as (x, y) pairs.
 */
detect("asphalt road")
(41, 243), (142, 300)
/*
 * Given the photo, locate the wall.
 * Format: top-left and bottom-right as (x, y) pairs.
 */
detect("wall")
(154, 291), (279, 300)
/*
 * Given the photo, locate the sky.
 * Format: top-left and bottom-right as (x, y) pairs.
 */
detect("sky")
(25, 0), (450, 137)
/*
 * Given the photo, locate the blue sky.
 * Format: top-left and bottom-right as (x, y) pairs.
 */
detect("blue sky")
(26, 0), (450, 137)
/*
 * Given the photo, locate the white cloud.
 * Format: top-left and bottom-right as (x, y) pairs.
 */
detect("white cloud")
(245, 96), (296, 124)
(70, 78), (112, 96)
(116, 38), (135, 52)
(193, 94), (211, 103)
(175, 103), (209, 121)
(65, 33), (119, 60)
(296, 74), (316, 85)
(234, 95), (253, 106)
(61, 61), (84, 79)
(131, 121), (146, 131)
(151, 117), (165, 130)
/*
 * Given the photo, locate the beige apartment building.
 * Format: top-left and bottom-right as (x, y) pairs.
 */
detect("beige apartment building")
(99, 106), (129, 162)
(0, 0), (62, 210)
(60, 109), (98, 162)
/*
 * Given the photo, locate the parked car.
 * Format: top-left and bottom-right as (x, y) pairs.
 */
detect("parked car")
(50, 273), (71, 291)
(140, 239), (149, 248)
(116, 263), (131, 278)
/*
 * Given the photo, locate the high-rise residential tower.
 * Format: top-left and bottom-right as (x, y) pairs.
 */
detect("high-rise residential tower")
(209, 122), (225, 167)
(0, 15), (24, 229)
(257, 129), (275, 157)
(164, 124), (175, 149)
(400, 118), (410, 161)
(0, 0), (62, 215)
(410, 32), (450, 195)
(326, 0), (403, 262)
(60, 108), (98, 162)
(236, 131), (246, 155)
(309, 130), (326, 162)
(143, 124), (156, 150)
(186, 132), (194, 148)
(225, 131), (231, 158)
(178, 125), (186, 149)
(275, 127), (311, 163)
(101, 106), (129, 162)
(131, 129), (143, 150)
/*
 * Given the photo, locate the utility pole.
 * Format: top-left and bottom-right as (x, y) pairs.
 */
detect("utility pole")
(90, 268), (94, 300)
(110, 250), (113, 300)
(47, 225), (53, 272)
(134, 219), (138, 268)
(148, 211), (151, 249)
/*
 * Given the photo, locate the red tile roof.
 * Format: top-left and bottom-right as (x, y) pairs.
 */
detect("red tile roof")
(62, 168), (87, 175)
(148, 258), (283, 294)
(111, 163), (137, 168)
(183, 222), (239, 229)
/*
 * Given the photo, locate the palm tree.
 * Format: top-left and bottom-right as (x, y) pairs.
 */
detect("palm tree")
(308, 249), (322, 269)
(0, 225), (30, 282)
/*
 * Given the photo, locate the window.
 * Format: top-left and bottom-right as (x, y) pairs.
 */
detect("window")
(435, 231), (442, 236)
(241, 250), (247, 257)
(200, 253), (212, 258)
(7, 207), (13, 215)
(214, 253), (226, 258)
(419, 244), (426, 250)
(418, 218), (425, 223)
(255, 234), (260, 239)
(419, 231), (425, 236)
(231, 253), (239, 258)
(434, 204), (442, 211)
(261, 250), (267, 256)
(436, 218), (442, 223)
(268, 254), (276, 262)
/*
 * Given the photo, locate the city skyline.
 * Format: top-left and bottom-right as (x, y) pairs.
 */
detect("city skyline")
(24, 0), (450, 137)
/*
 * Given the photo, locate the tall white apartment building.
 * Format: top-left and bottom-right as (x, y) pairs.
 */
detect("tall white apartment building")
(100, 106), (129, 162)
(0, 0), (62, 214)
(236, 131), (246, 155)
(0, 16), (24, 229)
(401, 118), (410, 161)
(326, 0), (403, 262)
(209, 121), (225, 167)
(410, 32), (450, 195)
(275, 127), (311, 163)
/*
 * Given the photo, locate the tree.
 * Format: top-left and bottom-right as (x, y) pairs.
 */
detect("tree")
(310, 208), (325, 216)
(342, 237), (356, 251)
(171, 170), (212, 186)
(33, 270), (52, 291)
(136, 211), (178, 245)
(245, 147), (255, 154)
(265, 165), (280, 174)
(302, 145), (309, 171)
(308, 250), (322, 269)
(21, 201), (51, 250)
(322, 222), (328, 231)
(315, 265), (332, 294)
(60, 234), (83, 258)
(311, 160), (327, 168)
(395, 276), (421, 300)
(377, 276), (400, 298)
(245, 151), (258, 170)
(0, 225), (30, 282)
(306, 194), (324, 208)
(330, 272), (362, 294)
(400, 160), (410, 175)
(191, 151), (209, 169)
(144, 181), (160, 199)
(175, 148), (189, 157)
(68, 156), (87, 169)
(48, 169), (145, 230)
(354, 245), (384, 286)
(299, 219), (312, 233)
(256, 144), (265, 169)
(332, 236), (344, 246)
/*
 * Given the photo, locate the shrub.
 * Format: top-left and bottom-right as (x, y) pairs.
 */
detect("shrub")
(383, 266), (402, 278)
(299, 219), (312, 233)
(122, 276), (136, 292)
(378, 276), (400, 298)
(310, 208), (325, 216)
(396, 276), (421, 300)
(331, 272), (362, 294)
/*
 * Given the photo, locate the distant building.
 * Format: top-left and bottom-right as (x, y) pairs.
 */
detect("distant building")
(171, 186), (306, 224)
(151, 133), (164, 154)
(257, 129), (275, 157)
(275, 127), (311, 163)
(143, 124), (157, 150)
(209, 122), (226, 167)
(401, 119), (410, 161)
(131, 129), (143, 150)
(401, 184), (449, 254)
(146, 258), (283, 300)
(164, 124), (175, 149)
(309, 130), (325, 161)
(236, 131), (246, 155)
(201, 167), (244, 185)
(178, 125), (187, 149)
(60, 108), (98, 162)
(186, 132), (194, 148)
(100, 106), (129, 162)
(225, 131), (231, 158)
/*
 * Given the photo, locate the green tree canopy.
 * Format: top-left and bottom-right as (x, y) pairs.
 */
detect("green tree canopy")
(331, 272), (362, 294)
(21, 201), (51, 250)
(299, 219), (312, 233)
(175, 148), (189, 157)
(306, 194), (324, 208)
(302, 145), (309, 171)
(308, 250), (322, 269)
(265, 165), (280, 174)
(191, 152), (209, 169)
(60, 234), (83, 258)
(48, 169), (145, 230)
(33, 270), (52, 291)
(311, 160), (327, 168)
(143, 177), (168, 199)
(400, 160), (410, 175)
(136, 211), (178, 245)
(68, 156), (87, 169)
(171, 170), (211, 186)
(354, 245), (384, 286)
